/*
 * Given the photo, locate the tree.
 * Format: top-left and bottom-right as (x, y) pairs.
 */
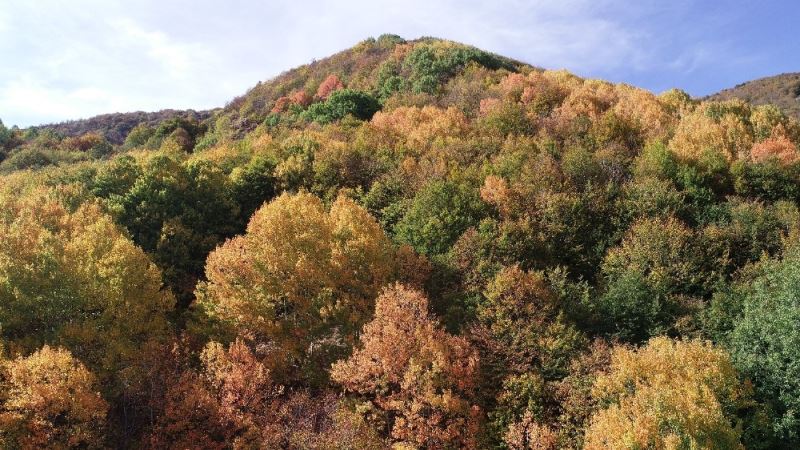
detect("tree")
(198, 192), (399, 384)
(149, 339), (275, 448)
(394, 179), (487, 256)
(123, 123), (155, 148)
(369, 105), (469, 153)
(0, 188), (173, 391)
(229, 155), (278, 224)
(331, 284), (482, 449)
(669, 103), (754, 163)
(597, 217), (710, 342)
(479, 173), (619, 280)
(102, 154), (239, 304)
(750, 135), (800, 165)
(401, 42), (509, 94)
(474, 266), (584, 445)
(0, 346), (108, 449)
(725, 246), (800, 446)
(303, 89), (381, 124)
(480, 266), (584, 379)
(150, 339), (385, 449)
(503, 411), (558, 450)
(585, 337), (751, 450)
(316, 74), (344, 100)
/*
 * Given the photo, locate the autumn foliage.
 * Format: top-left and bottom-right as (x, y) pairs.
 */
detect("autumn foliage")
(331, 284), (482, 449)
(1, 35), (800, 447)
(0, 346), (108, 449)
(198, 192), (400, 383)
(316, 74), (344, 99)
(585, 338), (751, 449)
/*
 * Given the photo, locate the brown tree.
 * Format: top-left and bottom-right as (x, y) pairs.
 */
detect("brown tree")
(331, 284), (482, 449)
(316, 74), (344, 99)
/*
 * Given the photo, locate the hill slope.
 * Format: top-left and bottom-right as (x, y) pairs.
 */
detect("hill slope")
(706, 72), (800, 118)
(217, 34), (528, 134)
(31, 109), (212, 144)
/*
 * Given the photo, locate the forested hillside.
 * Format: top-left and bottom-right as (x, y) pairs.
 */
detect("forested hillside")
(1, 35), (800, 448)
(708, 72), (800, 119)
(31, 109), (213, 144)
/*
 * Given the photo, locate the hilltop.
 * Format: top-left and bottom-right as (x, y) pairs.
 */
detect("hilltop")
(216, 35), (527, 134)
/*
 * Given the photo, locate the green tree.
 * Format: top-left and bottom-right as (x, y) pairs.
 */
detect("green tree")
(725, 245), (800, 446)
(229, 155), (277, 225)
(394, 179), (487, 256)
(597, 217), (711, 342)
(303, 89), (381, 124)
(101, 154), (239, 304)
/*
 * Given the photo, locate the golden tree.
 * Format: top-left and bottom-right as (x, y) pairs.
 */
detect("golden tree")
(669, 103), (754, 163)
(198, 192), (398, 382)
(584, 337), (750, 449)
(0, 346), (108, 449)
(0, 188), (173, 388)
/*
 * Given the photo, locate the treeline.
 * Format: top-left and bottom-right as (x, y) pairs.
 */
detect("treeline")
(0, 36), (799, 448)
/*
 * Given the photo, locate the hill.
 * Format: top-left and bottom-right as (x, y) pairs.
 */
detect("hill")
(706, 72), (800, 118)
(31, 108), (213, 144)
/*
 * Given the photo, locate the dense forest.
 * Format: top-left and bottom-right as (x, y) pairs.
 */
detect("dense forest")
(1, 34), (800, 448)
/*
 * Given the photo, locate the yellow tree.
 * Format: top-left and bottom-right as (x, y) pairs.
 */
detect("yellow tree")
(0, 187), (173, 390)
(669, 102), (754, 163)
(198, 192), (399, 382)
(0, 345), (108, 449)
(369, 105), (469, 155)
(584, 337), (751, 449)
(331, 284), (482, 449)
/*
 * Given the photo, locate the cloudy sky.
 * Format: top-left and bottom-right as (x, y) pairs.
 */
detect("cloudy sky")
(1, 0), (797, 127)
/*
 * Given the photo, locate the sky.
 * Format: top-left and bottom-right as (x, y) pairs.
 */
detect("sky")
(1, 0), (798, 127)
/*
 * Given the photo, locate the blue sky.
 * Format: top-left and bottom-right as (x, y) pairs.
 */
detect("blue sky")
(1, 0), (797, 127)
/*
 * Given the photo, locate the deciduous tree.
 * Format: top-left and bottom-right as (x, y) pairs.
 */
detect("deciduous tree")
(0, 346), (108, 449)
(585, 337), (750, 450)
(198, 192), (399, 383)
(331, 284), (482, 449)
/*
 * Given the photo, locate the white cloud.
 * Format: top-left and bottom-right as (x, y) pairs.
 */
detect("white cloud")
(111, 18), (210, 80)
(0, 78), (129, 125)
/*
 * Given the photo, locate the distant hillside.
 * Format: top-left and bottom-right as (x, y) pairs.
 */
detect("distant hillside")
(31, 109), (213, 144)
(707, 73), (800, 118)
